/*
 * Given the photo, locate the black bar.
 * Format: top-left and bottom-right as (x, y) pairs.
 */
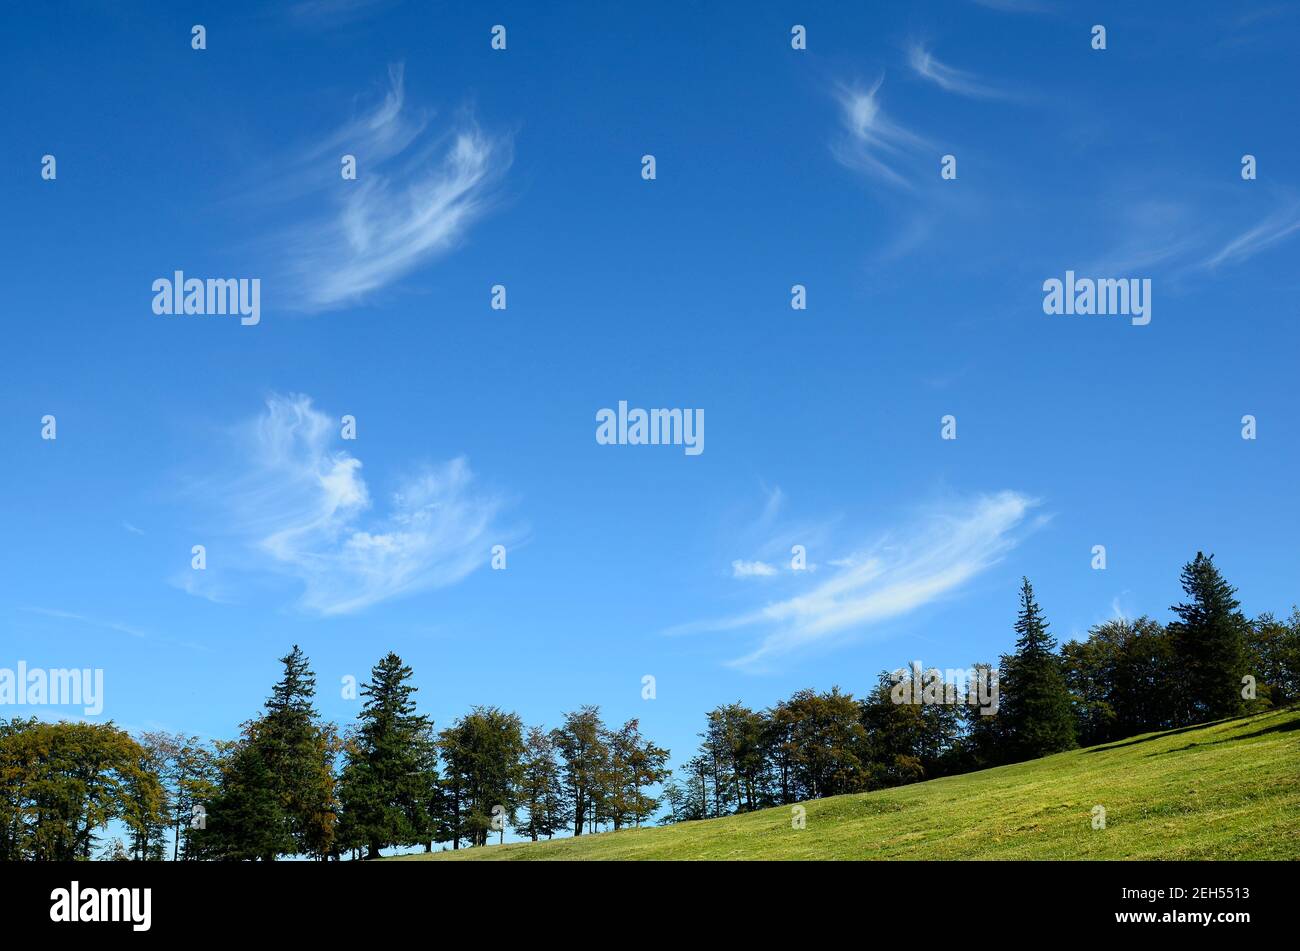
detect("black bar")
(1, 859), (1280, 938)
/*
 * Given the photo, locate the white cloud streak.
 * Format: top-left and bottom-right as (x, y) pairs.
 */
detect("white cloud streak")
(907, 44), (1015, 100)
(675, 492), (1040, 671)
(21, 607), (210, 652)
(1203, 202), (1300, 269)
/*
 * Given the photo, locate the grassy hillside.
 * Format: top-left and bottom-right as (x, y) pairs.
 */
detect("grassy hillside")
(397, 705), (1300, 861)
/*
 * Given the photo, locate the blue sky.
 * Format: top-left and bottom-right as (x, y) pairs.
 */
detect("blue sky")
(3, 0), (1299, 805)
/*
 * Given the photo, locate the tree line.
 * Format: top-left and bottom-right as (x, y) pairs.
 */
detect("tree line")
(0, 648), (669, 861)
(658, 552), (1298, 822)
(2, 551), (1296, 859)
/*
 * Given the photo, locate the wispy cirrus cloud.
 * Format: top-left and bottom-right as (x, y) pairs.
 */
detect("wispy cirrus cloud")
(1078, 197), (1208, 277)
(23, 606), (147, 639)
(1202, 200), (1300, 269)
(20, 607), (211, 653)
(828, 70), (997, 265)
(264, 65), (511, 311)
(1045, 179), (1300, 291)
(756, 483), (785, 528)
(188, 393), (514, 615)
(830, 78), (931, 190)
(907, 43), (1016, 101)
(673, 491), (1042, 671)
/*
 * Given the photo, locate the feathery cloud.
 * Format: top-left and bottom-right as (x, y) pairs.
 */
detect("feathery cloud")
(270, 65), (511, 311)
(195, 394), (512, 615)
(675, 492), (1041, 671)
(830, 78), (931, 189)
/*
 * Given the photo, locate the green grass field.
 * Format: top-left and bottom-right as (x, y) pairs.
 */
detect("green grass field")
(396, 706), (1300, 861)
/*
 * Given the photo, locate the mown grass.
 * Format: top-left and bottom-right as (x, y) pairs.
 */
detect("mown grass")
(394, 705), (1300, 861)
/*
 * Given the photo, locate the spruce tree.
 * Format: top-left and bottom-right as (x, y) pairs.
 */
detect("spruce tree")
(1169, 552), (1248, 724)
(999, 578), (1077, 761)
(198, 729), (294, 861)
(259, 646), (337, 859)
(337, 653), (439, 859)
(193, 649), (336, 861)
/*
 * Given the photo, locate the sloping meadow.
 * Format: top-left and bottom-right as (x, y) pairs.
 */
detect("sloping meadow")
(397, 706), (1300, 860)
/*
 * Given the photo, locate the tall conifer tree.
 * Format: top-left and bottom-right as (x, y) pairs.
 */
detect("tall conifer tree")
(259, 646), (337, 859)
(1169, 552), (1248, 724)
(337, 653), (439, 859)
(999, 578), (1077, 760)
